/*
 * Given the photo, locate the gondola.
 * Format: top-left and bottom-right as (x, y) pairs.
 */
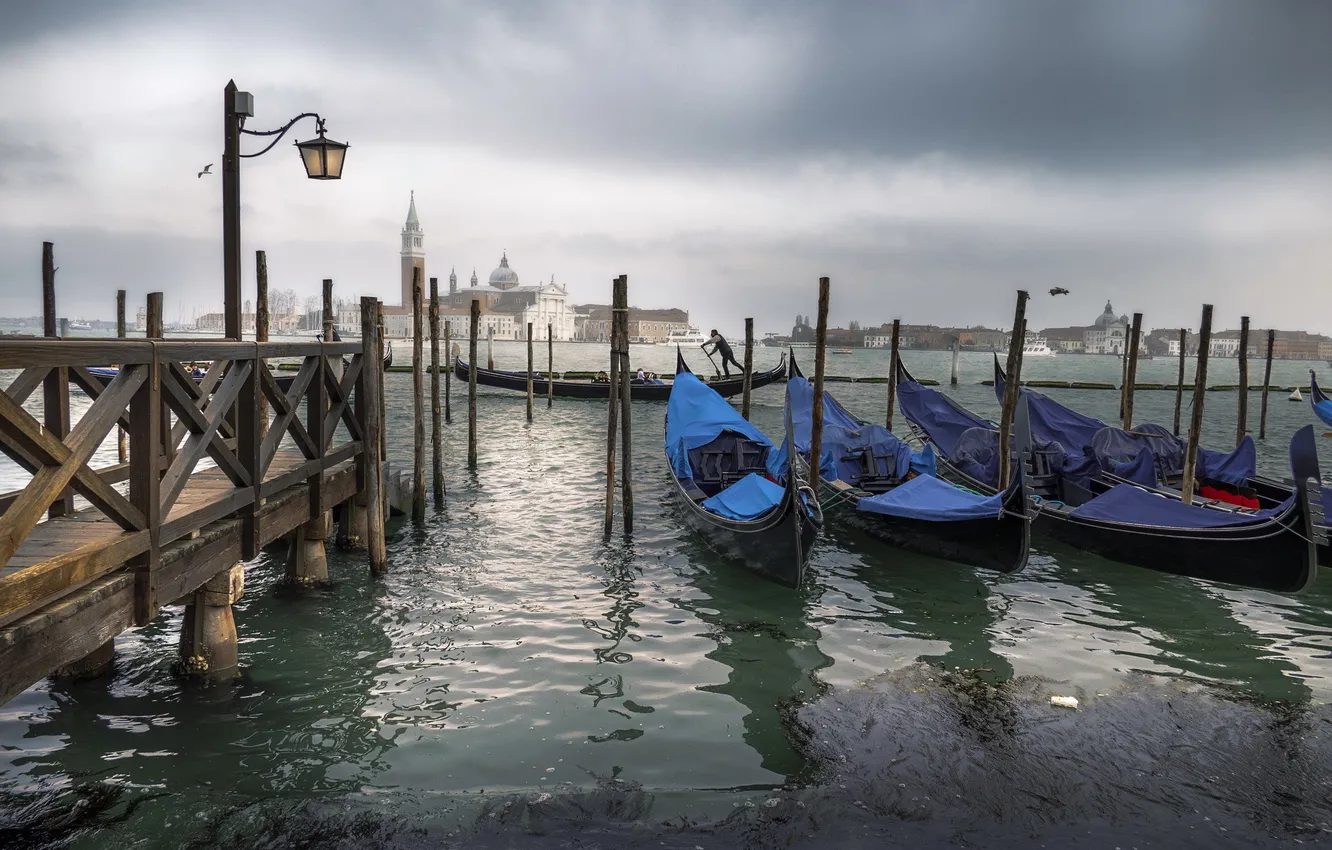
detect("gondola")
(456, 351), (787, 401)
(665, 349), (820, 587)
(786, 352), (1030, 573)
(896, 358), (1319, 593)
(1310, 370), (1332, 429)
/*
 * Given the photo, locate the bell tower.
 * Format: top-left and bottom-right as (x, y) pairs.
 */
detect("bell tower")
(400, 191), (425, 307)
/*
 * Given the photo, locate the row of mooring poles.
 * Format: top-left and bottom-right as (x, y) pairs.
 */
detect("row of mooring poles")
(1120, 312), (1143, 429)
(603, 275), (634, 533)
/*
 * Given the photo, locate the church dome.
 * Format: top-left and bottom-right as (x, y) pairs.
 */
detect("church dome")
(1093, 301), (1120, 328)
(488, 252), (519, 289)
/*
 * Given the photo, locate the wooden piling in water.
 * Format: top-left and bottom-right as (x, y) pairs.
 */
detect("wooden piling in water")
(809, 277), (831, 498)
(1236, 316), (1249, 446)
(885, 319), (901, 430)
(1122, 312), (1143, 429)
(42, 243), (72, 518)
(444, 322), (452, 424)
(603, 279), (622, 534)
(360, 297), (387, 573)
(116, 289), (128, 464)
(950, 337), (960, 385)
(429, 277), (444, 505)
(1260, 328), (1275, 440)
(998, 291), (1029, 491)
(547, 323), (554, 408)
(146, 292), (171, 477)
(411, 270), (426, 522)
(1181, 305), (1214, 505)
(741, 318), (754, 420)
(617, 276), (634, 533)
(322, 279), (335, 346)
(468, 300), (479, 469)
(1173, 328), (1187, 436)
(487, 325), (494, 370)
(527, 322), (535, 422)
(255, 252), (269, 443)
(377, 301), (387, 461)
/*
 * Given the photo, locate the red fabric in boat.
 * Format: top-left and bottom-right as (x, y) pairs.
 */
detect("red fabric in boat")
(1199, 485), (1259, 510)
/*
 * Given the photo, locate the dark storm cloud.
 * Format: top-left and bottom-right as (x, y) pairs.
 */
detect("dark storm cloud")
(7, 1), (1331, 172)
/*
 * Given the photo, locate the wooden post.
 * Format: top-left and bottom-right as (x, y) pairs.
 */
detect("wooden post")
(1236, 316), (1250, 446)
(487, 325), (494, 370)
(60, 317), (69, 338)
(809, 277), (831, 498)
(547, 323), (554, 408)
(444, 321), (453, 424)
(950, 338), (960, 385)
(1260, 328), (1275, 439)
(1181, 305), (1214, 505)
(411, 270), (426, 522)
(885, 319), (901, 430)
(1122, 312), (1143, 430)
(360, 298), (387, 573)
(41, 242), (73, 518)
(377, 301), (387, 461)
(116, 289), (128, 464)
(997, 291), (1030, 491)
(1173, 328), (1187, 436)
(146, 291), (170, 476)
(468, 300), (479, 468)
(617, 276), (633, 532)
(603, 278), (621, 534)
(255, 251), (269, 442)
(526, 322), (535, 422)
(430, 277), (444, 504)
(322, 279), (335, 347)
(741, 317), (754, 420)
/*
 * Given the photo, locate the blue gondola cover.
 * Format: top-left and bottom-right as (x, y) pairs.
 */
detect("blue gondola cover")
(701, 472), (784, 521)
(896, 378), (993, 457)
(857, 474), (1003, 521)
(666, 372), (773, 479)
(994, 364), (1105, 452)
(1069, 484), (1289, 528)
(1196, 437), (1257, 487)
(786, 375), (911, 483)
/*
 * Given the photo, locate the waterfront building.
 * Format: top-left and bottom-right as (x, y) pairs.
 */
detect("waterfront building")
(575, 305), (690, 343)
(1083, 302), (1129, 355)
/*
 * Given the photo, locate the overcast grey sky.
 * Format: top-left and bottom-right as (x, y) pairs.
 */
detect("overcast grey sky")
(1, 0), (1329, 335)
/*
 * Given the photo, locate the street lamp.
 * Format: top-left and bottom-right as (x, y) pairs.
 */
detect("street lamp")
(222, 80), (349, 339)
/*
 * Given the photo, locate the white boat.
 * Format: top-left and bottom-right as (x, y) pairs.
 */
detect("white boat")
(660, 326), (708, 346)
(1022, 336), (1057, 357)
(68, 319), (92, 331)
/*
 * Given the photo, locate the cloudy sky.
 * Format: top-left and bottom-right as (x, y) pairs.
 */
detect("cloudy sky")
(1, 1), (1329, 336)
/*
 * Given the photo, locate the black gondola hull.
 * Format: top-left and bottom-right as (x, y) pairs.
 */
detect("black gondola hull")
(456, 355), (786, 401)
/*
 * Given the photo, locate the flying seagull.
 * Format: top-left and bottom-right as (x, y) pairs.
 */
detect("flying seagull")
(197, 163), (213, 178)
(1049, 287), (1070, 296)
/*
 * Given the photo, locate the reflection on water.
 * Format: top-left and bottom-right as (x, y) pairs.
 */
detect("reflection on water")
(2, 356), (1332, 847)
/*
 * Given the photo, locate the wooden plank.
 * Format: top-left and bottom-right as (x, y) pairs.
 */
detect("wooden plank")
(308, 353), (327, 519)
(166, 358), (235, 445)
(260, 356), (319, 469)
(128, 354), (160, 625)
(0, 340), (154, 370)
(160, 485), (254, 545)
(159, 362), (250, 488)
(260, 457), (323, 499)
(159, 360), (251, 513)
(68, 367), (135, 435)
(0, 529), (148, 624)
(323, 355), (363, 446)
(43, 364), (73, 518)
(6, 368), (50, 405)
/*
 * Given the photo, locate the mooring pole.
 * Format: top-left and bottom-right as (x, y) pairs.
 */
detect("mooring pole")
(487, 325), (494, 370)
(360, 297), (387, 574)
(468, 300), (480, 469)
(741, 317), (754, 420)
(1122, 312), (1143, 430)
(1259, 328), (1275, 440)
(376, 301), (387, 461)
(116, 288), (128, 464)
(997, 291), (1030, 491)
(886, 318), (901, 430)
(1173, 328), (1187, 436)
(146, 291), (170, 476)
(526, 322), (535, 422)
(1181, 305), (1214, 505)
(1236, 316), (1250, 446)
(42, 243), (72, 518)
(950, 337), (960, 385)
(429, 277), (444, 505)
(547, 322), (554, 408)
(411, 269), (426, 522)
(809, 277), (831, 498)
(603, 279), (621, 534)
(617, 275), (634, 532)
(255, 251), (269, 442)
(444, 321), (452, 425)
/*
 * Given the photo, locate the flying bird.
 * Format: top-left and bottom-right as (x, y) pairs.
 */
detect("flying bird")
(1049, 287), (1070, 296)
(197, 164), (213, 178)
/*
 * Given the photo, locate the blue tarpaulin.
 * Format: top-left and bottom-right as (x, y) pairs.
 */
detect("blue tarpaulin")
(666, 371), (774, 479)
(994, 363), (1105, 452)
(1110, 447), (1158, 488)
(701, 472), (784, 521)
(1197, 437), (1257, 487)
(786, 376), (912, 484)
(896, 377), (993, 457)
(1069, 483), (1290, 528)
(857, 473), (1003, 521)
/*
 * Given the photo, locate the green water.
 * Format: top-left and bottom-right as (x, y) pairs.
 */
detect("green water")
(2, 344), (1332, 847)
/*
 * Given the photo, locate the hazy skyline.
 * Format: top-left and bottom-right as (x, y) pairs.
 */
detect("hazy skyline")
(1, 1), (1329, 336)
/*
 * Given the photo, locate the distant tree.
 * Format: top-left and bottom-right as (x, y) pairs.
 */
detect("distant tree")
(848, 320), (861, 331)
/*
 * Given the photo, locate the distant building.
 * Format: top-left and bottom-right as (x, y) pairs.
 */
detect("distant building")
(1083, 302), (1129, 355)
(575, 305), (690, 343)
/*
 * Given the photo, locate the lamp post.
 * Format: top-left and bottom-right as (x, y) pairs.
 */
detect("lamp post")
(222, 80), (348, 339)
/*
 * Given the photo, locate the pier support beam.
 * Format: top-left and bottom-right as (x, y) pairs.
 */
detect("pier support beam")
(339, 498), (368, 550)
(285, 514), (330, 585)
(178, 564), (243, 679)
(51, 638), (115, 682)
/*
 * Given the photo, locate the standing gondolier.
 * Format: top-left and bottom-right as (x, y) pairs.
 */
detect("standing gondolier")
(702, 329), (744, 377)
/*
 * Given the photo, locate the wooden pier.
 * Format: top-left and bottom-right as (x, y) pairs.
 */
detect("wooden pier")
(0, 320), (390, 705)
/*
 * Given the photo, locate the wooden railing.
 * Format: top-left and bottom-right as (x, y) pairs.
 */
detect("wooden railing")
(0, 338), (370, 627)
